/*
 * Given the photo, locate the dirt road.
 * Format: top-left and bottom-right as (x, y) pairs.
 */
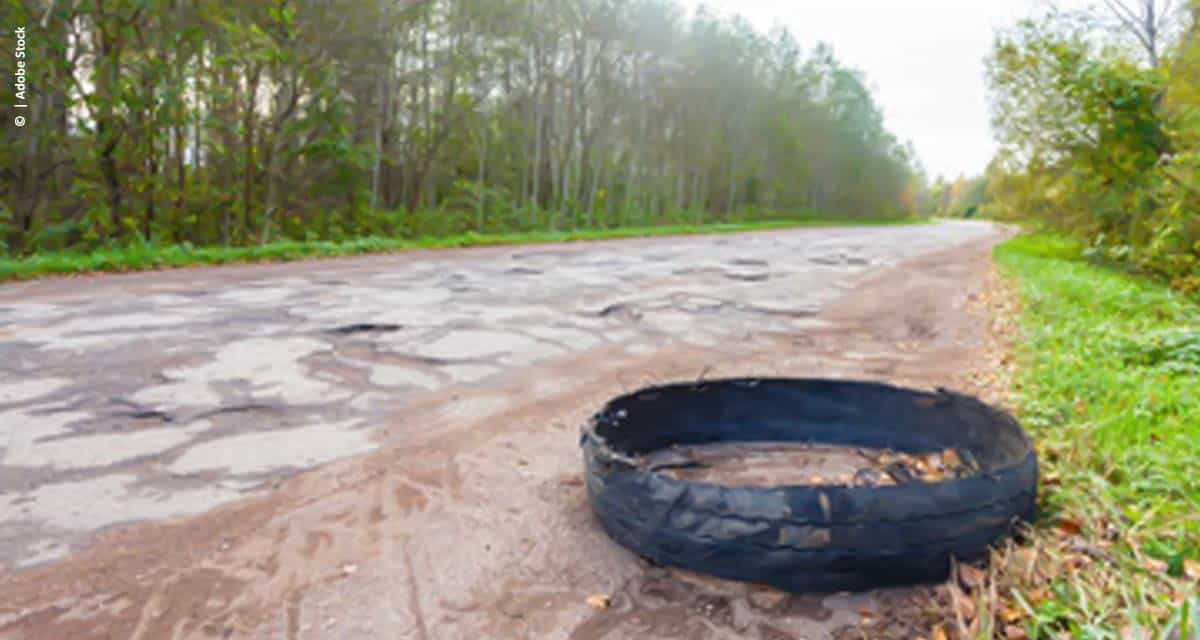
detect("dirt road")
(0, 221), (1009, 639)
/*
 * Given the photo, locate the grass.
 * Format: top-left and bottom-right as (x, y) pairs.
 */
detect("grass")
(979, 234), (1200, 639)
(0, 216), (922, 282)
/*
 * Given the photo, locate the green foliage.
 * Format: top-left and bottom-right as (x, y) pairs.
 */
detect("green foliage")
(984, 7), (1200, 298)
(1118, 328), (1200, 375)
(0, 0), (922, 259)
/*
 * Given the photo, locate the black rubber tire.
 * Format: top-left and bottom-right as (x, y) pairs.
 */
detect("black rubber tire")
(581, 378), (1038, 593)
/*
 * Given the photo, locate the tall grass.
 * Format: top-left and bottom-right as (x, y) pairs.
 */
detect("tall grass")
(991, 234), (1199, 639)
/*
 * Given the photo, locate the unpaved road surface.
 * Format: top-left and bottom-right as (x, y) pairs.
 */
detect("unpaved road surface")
(0, 220), (1008, 639)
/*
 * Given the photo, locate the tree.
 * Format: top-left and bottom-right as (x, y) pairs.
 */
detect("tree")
(2, 0), (923, 256)
(985, 1), (1200, 293)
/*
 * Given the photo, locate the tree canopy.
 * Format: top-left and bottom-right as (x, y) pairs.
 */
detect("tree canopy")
(1, 0), (922, 255)
(983, 0), (1200, 294)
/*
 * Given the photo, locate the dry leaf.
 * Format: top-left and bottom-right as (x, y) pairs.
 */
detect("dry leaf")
(1065, 553), (1092, 570)
(586, 594), (611, 609)
(932, 625), (949, 640)
(1005, 625), (1029, 640)
(1055, 516), (1084, 536)
(1183, 558), (1200, 581)
(1142, 557), (1168, 573)
(948, 583), (976, 619)
(959, 563), (986, 589)
(999, 606), (1023, 624)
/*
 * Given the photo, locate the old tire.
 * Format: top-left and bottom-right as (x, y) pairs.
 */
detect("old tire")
(581, 378), (1038, 593)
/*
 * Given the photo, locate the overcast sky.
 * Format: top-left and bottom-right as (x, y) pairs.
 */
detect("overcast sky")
(678, 0), (1087, 180)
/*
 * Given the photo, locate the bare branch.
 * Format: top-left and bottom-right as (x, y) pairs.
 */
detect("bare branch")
(1102, 0), (1159, 64)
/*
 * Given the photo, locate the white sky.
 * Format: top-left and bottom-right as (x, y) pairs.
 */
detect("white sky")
(679, 0), (1089, 180)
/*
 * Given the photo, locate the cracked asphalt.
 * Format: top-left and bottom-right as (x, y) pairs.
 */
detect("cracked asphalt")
(0, 220), (995, 580)
(0, 220), (1017, 639)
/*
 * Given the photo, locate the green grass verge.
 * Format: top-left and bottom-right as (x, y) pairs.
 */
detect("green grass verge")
(996, 233), (1200, 638)
(0, 216), (922, 283)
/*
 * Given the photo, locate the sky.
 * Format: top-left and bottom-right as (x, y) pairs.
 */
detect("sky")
(678, 0), (1089, 180)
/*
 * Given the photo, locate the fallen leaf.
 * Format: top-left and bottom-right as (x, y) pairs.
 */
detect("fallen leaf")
(1143, 557), (1168, 573)
(1065, 553), (1092, 570)
(959, 563), (986, 589)
(1184, 558), (1200, 581)
(948, 583), (976, 619)
(999, 606), (1023, 624)
(586, 594), (611, 610)
(932, 626), (949, 640)
(1005, 625), (1029, 640)
(1055, 516), (1084, 536)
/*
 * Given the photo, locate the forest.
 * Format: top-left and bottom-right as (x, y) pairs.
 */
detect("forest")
(0, 0), (923, 257)
(979, 0), (1200, 295)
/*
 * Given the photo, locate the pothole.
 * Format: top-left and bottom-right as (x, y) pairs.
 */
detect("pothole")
(326, 324), (403, 336)
(725, 272), (770, 283)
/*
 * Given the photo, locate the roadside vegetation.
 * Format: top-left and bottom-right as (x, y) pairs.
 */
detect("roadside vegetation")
(0, 215), (919, 281)
(965, 234), (1199, 640)
(2, 0), (925, 266)
(976, 1), (1200, 299)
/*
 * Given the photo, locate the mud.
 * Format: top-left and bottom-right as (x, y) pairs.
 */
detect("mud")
(0, 221), (1011, 639)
